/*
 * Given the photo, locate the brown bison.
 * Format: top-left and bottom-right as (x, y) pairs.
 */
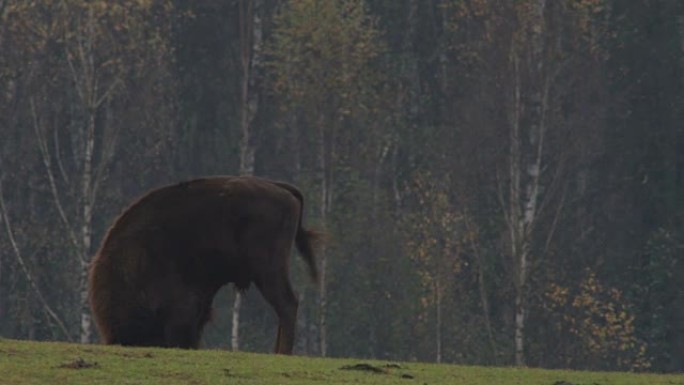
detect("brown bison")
(88, 176), (319, 354)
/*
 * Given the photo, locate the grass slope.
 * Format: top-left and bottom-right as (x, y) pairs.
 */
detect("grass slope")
(0, 338), (681, 385)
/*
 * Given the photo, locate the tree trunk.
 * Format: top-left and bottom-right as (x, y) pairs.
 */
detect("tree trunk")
(507, 49), (525, 366)
(78, 260), (92, 343)
(232, 0), (261, 352)
(79, 108), (96, 344)
(465, 216), (499, 363)
(319, 245), (327, 356)
(231, 292), (241, 351)
(238, 0), (258, 176)
(508, 0), (548, 366)
(316, 113), (328, 357)
(435, 277), (442, 363)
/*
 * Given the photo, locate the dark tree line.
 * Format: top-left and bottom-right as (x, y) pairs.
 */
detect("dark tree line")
(1, 0), (682, 372)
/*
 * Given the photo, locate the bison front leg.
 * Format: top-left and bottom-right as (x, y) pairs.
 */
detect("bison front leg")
(256, 275), (298, 354)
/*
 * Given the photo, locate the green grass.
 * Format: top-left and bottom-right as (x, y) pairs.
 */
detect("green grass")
(0, 338), (681, 385)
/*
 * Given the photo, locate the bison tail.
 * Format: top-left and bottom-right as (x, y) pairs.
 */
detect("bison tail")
(274, 181), (322, 284)
(296, 227), (322, 283)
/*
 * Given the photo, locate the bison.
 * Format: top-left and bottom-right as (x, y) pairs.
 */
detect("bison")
(88, 176), (319, 354)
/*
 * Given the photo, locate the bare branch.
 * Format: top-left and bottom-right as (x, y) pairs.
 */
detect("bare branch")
(86, 7), (96, 106)
(543, 181), (568, 256)
(65, 47), (86, 106)
(0, 0), (8, 21)
(53, 123), (70, 184)
(523, 62), (553, 238)
(30, 98), (81, 255)
(94, 77), (122, 108)
(0, 177), (73, 341)
(496, 167), (511, 230)
(91, 99), (121, 206)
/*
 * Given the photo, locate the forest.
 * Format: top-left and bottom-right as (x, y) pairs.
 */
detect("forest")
(0, 0), (682, 373)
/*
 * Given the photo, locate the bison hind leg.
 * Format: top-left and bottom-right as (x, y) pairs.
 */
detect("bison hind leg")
(110, 307), (165, 347)
(254, 274), (298, 354)
(163, 320), (202, 349)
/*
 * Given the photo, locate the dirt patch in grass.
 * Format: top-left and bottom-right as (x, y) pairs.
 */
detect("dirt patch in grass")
(340, 363), (389, 374)
(340, 362), (417, 380)
(0, 348), (20, 356)
(117, 351), (154, 359)
(57, 357), (99, 369)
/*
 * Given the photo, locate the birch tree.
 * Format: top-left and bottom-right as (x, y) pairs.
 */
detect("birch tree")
(232, 0), (263, 352)
(269, 0), (384, 356)
(0, 174), (72, 340)
(63, 4), (117, 343)
(444, 0), (609, 365)
(18, 0), (172, 342)
(504, 2), (548, 366)
(0, 1), (79, 340)
(503, 0), (609, 366)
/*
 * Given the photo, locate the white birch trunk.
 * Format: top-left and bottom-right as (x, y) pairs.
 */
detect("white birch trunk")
(508, 49), (525, 366)
(78, 100), (96, 343)
(238, 0), (258, 176)
(78, 259), (92, 343)
(232, 0), (261, 352)
(510, 0), (547, 366)
(75, 7), (99, 343)
(231, 292), (241, 351)
(61, 5), (121, 343)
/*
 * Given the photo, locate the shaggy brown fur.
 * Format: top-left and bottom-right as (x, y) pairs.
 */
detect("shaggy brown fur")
(88, 176), (319, 354)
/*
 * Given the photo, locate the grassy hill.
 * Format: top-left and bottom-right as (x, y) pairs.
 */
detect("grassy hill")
(0, 338), (681, 385)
